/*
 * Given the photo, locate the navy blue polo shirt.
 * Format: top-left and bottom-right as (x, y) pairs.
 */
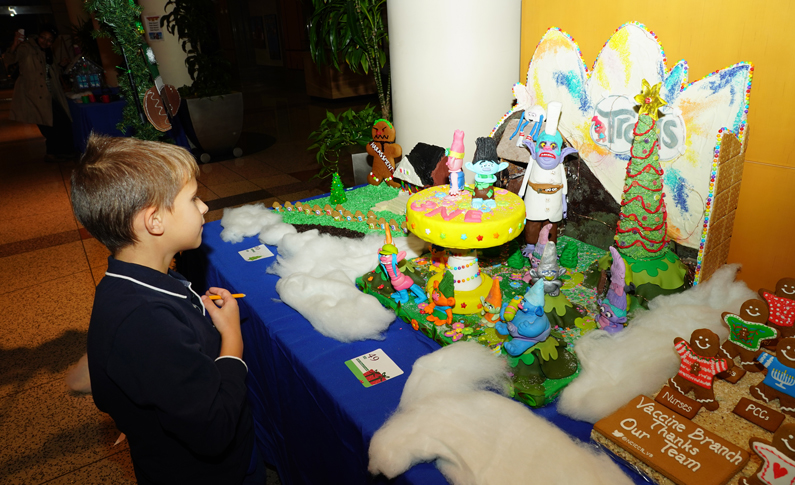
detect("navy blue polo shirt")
(87, 257), (254, 484)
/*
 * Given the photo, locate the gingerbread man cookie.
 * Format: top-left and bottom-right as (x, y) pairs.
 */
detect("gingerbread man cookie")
(367, 119), (402, 188)
(669, 329), (730, 411)
(760, 278), (795, 342)
(740, 422), (795, 485)
(750, 338), (795, 417)
(720, 299), (777, 373)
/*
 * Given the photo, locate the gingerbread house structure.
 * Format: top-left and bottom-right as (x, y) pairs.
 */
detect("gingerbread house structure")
(490, 22), (752, 284)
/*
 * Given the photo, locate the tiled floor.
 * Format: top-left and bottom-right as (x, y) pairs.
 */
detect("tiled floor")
(0, 67), (374, 484)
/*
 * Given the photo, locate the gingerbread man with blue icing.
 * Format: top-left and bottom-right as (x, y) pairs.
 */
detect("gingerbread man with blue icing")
(750, 337), (795, 417)
(740, 422), (795, 485)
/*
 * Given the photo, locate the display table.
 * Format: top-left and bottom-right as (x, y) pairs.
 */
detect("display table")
(198, 219), (646, 485)
(67, 97), (190, 153)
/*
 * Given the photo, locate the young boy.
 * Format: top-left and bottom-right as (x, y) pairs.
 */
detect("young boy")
(71, 134), (260, 484)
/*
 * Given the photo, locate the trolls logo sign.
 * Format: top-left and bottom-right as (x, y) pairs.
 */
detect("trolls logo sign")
(590, 95), (686, 161)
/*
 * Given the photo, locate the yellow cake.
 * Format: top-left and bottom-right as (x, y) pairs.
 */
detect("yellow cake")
(406, 185), (526, 250)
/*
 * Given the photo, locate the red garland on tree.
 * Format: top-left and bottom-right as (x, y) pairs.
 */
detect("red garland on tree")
(615, 80), (671, 261)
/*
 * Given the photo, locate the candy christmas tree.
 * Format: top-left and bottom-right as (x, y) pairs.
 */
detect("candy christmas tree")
(615, 80), (669, 258)
(612, 80), (687, 304)
(329, 172), (347, 204)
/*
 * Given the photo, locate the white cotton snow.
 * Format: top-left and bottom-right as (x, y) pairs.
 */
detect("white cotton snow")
(368, 342), (635, 485)
(220, 204), (426, 342)
(557, 264), (756, 423)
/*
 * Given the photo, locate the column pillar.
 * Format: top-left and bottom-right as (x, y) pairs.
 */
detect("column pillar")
(387, 0), (521, 182)
(137, 0), (192, 89)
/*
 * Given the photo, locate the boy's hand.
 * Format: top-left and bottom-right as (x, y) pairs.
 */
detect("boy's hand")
(202, 287), (243, 358)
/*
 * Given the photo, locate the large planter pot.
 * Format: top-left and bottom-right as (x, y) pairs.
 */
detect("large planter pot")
(180, 92), (244, 161)
(303, 52), (376, 100)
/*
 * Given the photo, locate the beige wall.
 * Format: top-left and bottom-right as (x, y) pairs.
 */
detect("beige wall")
(521, 0), (795, 291)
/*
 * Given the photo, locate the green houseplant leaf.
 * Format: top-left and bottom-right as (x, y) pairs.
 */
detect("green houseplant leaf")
(160, 0), (232, 98)
(308, 104), (379, 179)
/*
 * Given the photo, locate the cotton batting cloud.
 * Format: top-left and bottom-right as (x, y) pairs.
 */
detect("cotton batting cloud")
(368, 341), (634, 485)
(220, 204), (426, 342)
(557, 264), (756, 423)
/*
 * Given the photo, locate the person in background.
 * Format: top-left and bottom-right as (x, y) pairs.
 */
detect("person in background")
(3, 25), (75, 161)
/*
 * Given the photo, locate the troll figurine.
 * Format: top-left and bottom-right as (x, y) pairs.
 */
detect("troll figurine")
(524, 241), (566, 297)
(378, 226), (426, 304)
(423, 271), (456, 326)
(521, 223), (552, 268)
(497, 280), (551, 356)
(464, 137), (508, 211)
(518, 101), (578, 247)
(446, 130), (465, 196)
(479, 277), (502, 327)
(598, 247), (629, 334)
(511, 82), (546, 146)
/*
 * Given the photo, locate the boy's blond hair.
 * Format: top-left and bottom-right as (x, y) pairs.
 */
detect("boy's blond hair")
(71, 134), (200, 254)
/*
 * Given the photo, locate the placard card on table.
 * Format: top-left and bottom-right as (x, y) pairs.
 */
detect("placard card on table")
(345, 349), (403, 388)
(594, 395), (749, 485)
(238, 244), (274, 262)
(655, 386), (702, 419)
(732, 397), (785, 432)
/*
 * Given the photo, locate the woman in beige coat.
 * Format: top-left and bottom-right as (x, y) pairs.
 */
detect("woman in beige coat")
(3, 26), (75, 161)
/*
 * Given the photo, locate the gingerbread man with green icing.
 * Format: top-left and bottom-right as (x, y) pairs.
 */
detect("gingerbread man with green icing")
(720, 299), (777, 373)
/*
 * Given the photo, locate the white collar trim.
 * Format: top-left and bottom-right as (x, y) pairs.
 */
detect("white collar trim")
(104, 272), (188, 299)
(105, 272), (207, 316)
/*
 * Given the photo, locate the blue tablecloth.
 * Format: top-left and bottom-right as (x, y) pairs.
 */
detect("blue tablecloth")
(67, 97), (190, 153)
(198, 220), (647, 484)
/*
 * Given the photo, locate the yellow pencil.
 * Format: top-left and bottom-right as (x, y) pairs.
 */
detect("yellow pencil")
(208, 293), (246, 300)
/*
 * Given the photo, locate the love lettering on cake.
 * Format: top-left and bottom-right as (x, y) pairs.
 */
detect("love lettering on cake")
(595, 395), (749, 485)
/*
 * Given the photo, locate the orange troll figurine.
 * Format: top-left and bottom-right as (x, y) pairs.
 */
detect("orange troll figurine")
(423, 271), (456, 326)
(367, 119), (402, 188)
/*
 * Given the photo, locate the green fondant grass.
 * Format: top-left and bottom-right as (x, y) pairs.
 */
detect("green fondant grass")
(279, 184), (408, 237)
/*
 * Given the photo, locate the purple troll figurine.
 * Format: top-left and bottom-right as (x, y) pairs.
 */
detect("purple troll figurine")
(598, 247), (628, 334)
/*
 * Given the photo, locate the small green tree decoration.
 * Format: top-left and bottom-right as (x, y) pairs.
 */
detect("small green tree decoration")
(559, 242), (578, 269)
(506, 247), (527, 270)
(86, 0), (164, 141)
(329, 172), (347, 204)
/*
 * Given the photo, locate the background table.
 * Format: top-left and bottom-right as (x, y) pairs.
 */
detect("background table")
(67, 97), (190, 153)
(197, 220), (647, 484)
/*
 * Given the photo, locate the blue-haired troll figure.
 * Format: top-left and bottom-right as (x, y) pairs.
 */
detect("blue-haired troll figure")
(464, 137), (508, 211)
(497, 280), (551, 356)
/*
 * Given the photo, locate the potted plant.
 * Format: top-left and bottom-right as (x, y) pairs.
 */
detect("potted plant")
(307, 0), (390, 119)
(87, 0), (167, 141)
(306, 0), (390, 182)
(308, 104), (378, 181)
(160, 0), (243, 158)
